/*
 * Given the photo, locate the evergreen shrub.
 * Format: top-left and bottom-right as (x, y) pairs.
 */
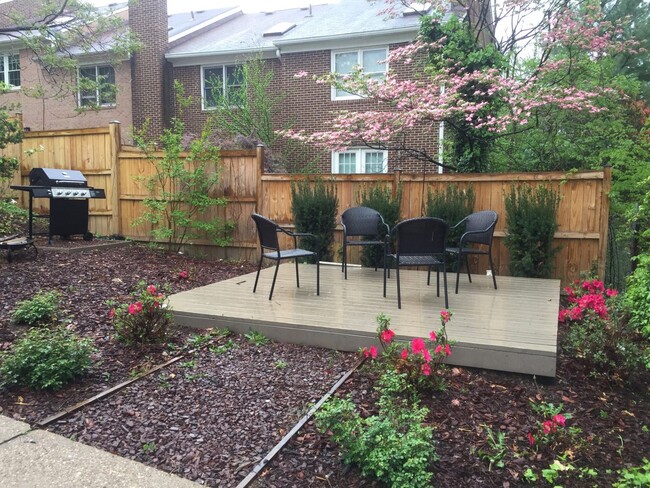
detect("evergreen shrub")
(357, 185), (402, 268)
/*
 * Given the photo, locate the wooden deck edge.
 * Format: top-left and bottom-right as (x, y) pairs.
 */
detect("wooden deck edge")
(173, 310), (557, 378)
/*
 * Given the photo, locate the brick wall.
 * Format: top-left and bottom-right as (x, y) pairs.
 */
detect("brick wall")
(129, 0), (169, 140)
(171, 44), (440, 173)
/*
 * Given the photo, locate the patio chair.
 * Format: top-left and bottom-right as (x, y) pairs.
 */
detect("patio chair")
(446, 210), (498, 293)
(251, 213), (320, 300)
(384, 217), (449, 309)
(340, 206), (390, 279)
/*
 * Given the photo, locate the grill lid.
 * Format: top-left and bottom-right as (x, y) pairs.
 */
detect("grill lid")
(29, 168), (87, 187)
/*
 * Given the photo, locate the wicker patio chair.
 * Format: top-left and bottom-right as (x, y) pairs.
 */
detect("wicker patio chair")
(251, 213), (320, 300)
(340, 206), (390, 279)
(384, 217), (449, 309)
(446, 210), (498, 293)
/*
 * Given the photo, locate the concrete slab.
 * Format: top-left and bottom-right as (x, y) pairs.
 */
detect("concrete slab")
(0, 427), (198, 488)
(0, 415), (30, 443)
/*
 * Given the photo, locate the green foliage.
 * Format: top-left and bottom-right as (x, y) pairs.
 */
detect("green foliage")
(141, 442), (157, 454)
(504, 184), (560, 278)
(625, 254), (650, 338)
(209, 339), (236, 356)
(0, 199), (28, 236)
(476, 426), (508, 471)
(0, 327), (96, 390)
(614, 458), (650, 487)
(290, 178), (338, 261)
(356, 185), (402, 268)
(315, 370), (436, 487)
(244, 330), (270, 346)
(132, 81), (234, 253)
(12, 290), (62, 327)
(107, 281), (174, 347)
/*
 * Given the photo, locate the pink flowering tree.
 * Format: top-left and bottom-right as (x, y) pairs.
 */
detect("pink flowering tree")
(362, 311), (453, 390)
(281, 0), (640, 172)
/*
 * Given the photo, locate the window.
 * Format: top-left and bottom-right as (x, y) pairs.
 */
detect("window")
(332, 148), (388, 174)
(78, 65), (116, 107)
(0, 53), (20, 88)
(202, 65), (245, 109)
(332, 47), (387, 100)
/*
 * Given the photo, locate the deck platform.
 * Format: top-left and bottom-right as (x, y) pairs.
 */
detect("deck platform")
(169, 263), (560, 377)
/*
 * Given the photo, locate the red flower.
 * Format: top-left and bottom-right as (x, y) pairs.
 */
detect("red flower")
(527, 432), (535, 446)
(429, 330), (437, 341)
(380, 329), (395, 344)
(128, 303), (139, 315)
(552, 414), (566, 427)
(444, 343), (452, 356)
(542, 420), (556, 435)
(434, 344), (443, 355)
(147, 284), (157, 294)
(178, 270), (189, 279)
(606, 288), (618, 297)
(109, 308), (115, 319)
(363, 346), (378, 359)
(421, 363), (431, 376)
(422, 348), (432, 362)
(440, 310), (452, 323)
(558, 309), (570, 322)
(411, 337), (426, 354)
(401, 348), (409, 360)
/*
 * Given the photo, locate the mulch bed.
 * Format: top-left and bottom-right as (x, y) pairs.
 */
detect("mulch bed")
(1, 239), (649, 487)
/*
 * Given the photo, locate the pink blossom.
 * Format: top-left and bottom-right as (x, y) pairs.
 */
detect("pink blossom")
(422, 348), (432, 362)
(606, 289), (618, 297)
(440, 310), (452, 323)
(147, 284), (157, 294)
(552, 414), (566, 427)
(411, 337), (426, 354)
(444, 344), (452, 356)
(363, 346), (378, 359)
(429, 330), (437, 341)
(294, 71), (308, 79)
(527, 432), (535, 446)
(128, 302), (142, 315)
(178, 270), (189, 279)
(542, 420), (557, 435)
(421, 363), (431, 376)
(434, 344), (443, 355)
(109, 308), (115, 319)
(401, 348), (409, 360)
(380, 329), (395, 344)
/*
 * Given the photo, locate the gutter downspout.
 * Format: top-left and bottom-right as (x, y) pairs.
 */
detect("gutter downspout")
(438, 84), (445, 174)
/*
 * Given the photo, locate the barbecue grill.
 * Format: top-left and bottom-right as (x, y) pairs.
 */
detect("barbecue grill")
(11, 168), (106, 243)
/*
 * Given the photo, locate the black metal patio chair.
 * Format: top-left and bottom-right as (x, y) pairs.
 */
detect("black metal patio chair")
(384, 217), (449, 309)
(340, 206), (390, 279)
(251, 213), (320, 300)
(446, 210), (498, 293)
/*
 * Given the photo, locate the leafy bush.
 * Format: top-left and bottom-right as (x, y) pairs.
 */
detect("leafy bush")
(504, 184), (560, 278)
(0, 199), (28, 236)
(291, 178), (338, 261)
(357, 184), (402, 268)
(0, 327), (96, 390)
(560, 277), (650, 379)
(108, 281), (174, 346)
(625, 254), (650, 338)
(315, 370), (436, 487)
(614, 458), (650, 488)
(12, 290), (62, 326)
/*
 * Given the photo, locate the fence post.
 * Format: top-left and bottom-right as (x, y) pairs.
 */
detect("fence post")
(109, 122), (122, 236)
(598, 165), (612, 280)
(392, 168), (401, 199)
(255, 144), (264, 216)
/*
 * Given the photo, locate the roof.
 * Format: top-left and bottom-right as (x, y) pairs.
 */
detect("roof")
(166, 0), (427, 65)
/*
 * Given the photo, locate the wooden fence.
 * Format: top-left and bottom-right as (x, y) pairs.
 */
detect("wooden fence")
(4, 124), (611, 284)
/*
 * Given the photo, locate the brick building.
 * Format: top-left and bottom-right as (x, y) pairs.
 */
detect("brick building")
(0, 0), (452, 172)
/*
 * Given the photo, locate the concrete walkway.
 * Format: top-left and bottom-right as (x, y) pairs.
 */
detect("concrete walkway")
(0, 415), (197, 487)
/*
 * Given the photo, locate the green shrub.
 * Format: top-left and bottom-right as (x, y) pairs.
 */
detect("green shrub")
(0, 199), (28, 236)
(12, 290), (62, 327)
(357, 185), (402, 268)
(108, 281), (174, 346)
(0, 327), (96, 390)
(290, 178), (338, 261)
(614, 458), (650, 487)
(315, 370), (436, 487)
(625, 254), (650, 338)
(504, 184), (560, 278)
(426, 184), (475, 268)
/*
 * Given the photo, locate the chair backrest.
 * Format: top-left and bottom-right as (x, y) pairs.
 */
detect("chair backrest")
(462, 210), (498, 246)
(393, 217), (449, 256)
(251, 213), (280, 251)
(341, 206), (385, 237)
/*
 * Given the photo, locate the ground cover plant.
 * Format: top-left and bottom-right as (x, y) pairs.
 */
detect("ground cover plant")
(0, 240), (648, 487)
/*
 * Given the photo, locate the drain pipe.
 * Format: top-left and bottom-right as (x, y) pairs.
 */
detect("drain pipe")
(438, 85), (445, 174)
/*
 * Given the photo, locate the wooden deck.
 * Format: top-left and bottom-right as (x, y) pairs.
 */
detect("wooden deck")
(169, 263), (560, 377)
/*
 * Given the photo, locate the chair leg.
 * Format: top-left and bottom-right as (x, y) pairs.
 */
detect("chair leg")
(442, 264), (449, 309)
(295, 258), (300, 288)
(269, 260), (281, 300)
(455, 253), (461, 294)
(427, 265), (432, 286)
(316, 258), (320, 295)
(253, 255), (264, 293)
(436, 268), (440, 297)
(342, 241), (347, 278)
(465, 254), (472, 283)
(396, 264), (402, 309)
(383, 256), (387, 298)
(488, 252), (497, 289)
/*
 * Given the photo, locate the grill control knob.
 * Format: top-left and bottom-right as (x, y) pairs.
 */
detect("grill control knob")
(73, 191), (78, 196)
(65, 191), (71, 195)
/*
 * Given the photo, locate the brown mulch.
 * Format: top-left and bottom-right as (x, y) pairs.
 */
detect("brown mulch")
(1, 238), (648, 487)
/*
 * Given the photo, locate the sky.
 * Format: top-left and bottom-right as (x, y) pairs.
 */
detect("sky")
(89, 0), (328, 14)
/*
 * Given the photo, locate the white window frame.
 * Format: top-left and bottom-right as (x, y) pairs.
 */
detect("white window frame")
(331, 47), (388, 101)
(77, 65), (116, 108)
(331, 148), (388, 174)
(0, 53), (20, 89)
(201, 64), (244, 110)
